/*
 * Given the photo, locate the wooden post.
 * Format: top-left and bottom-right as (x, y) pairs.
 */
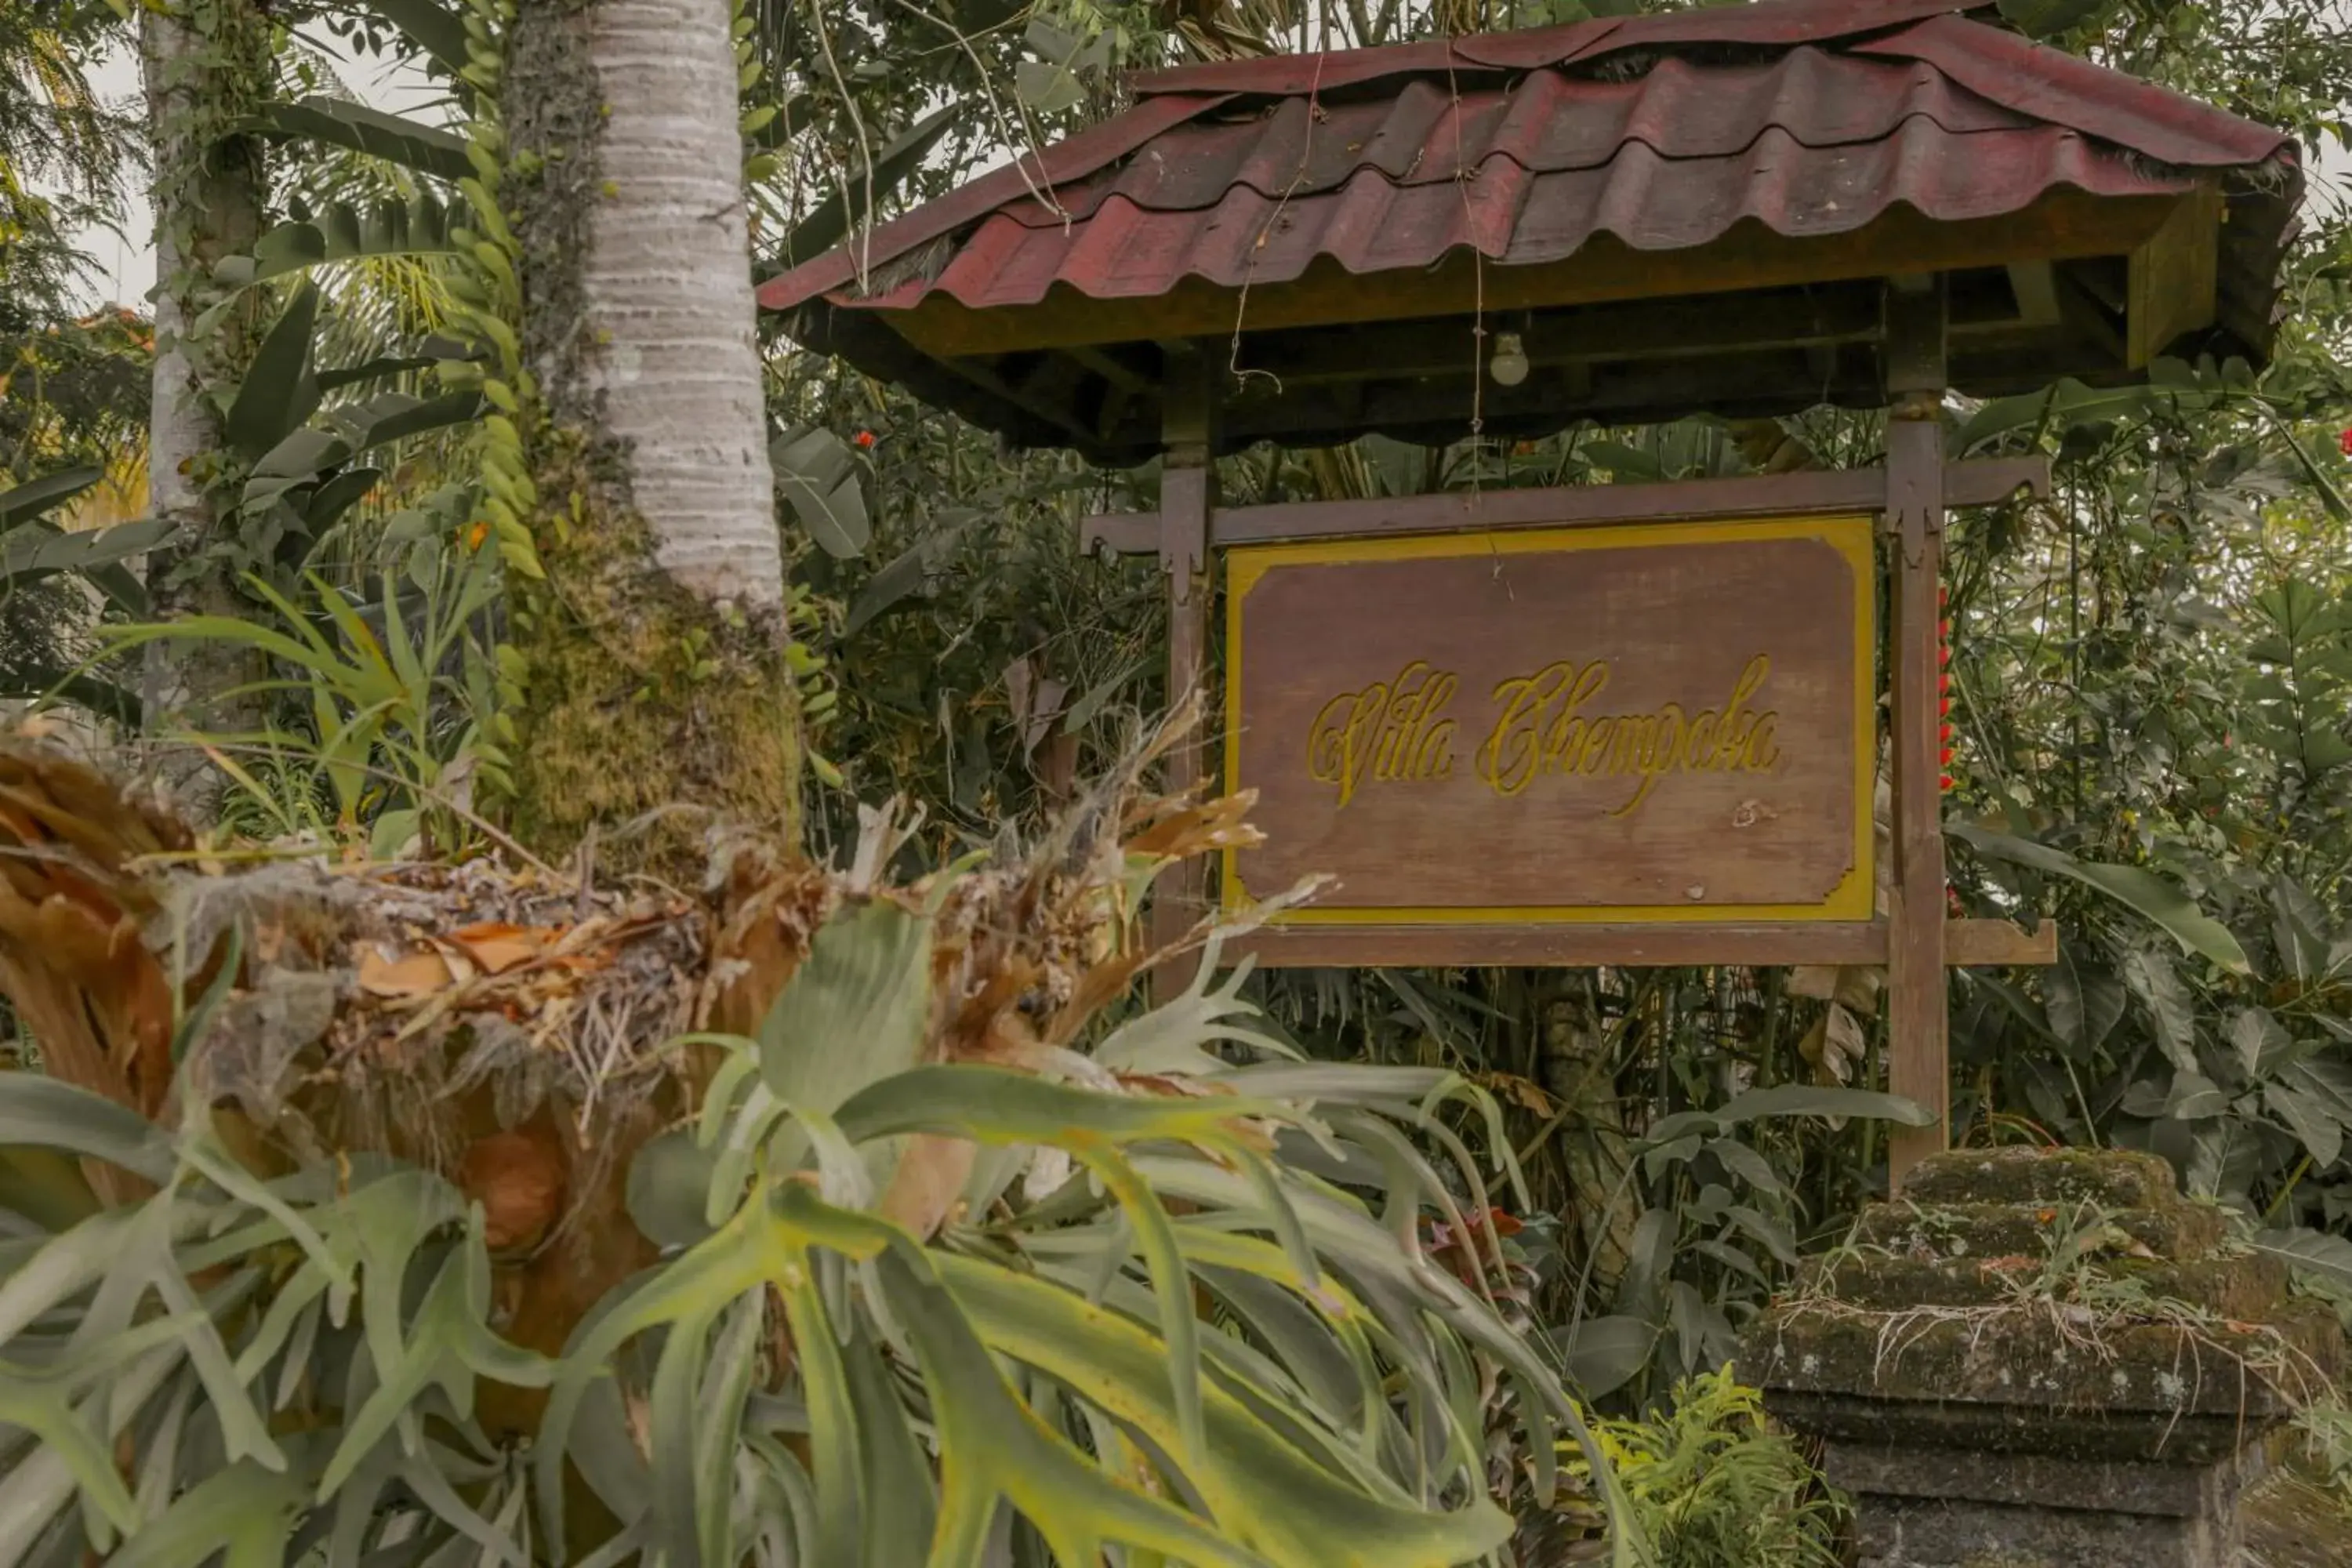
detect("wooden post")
(1884, 280), (1949, 1190)
(1151, 345), (1216, 1001)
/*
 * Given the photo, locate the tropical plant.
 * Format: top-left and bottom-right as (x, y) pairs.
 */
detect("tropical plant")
(140, 0), (279, 768)
(0, 0), (138, 332)
(0, 465), (172, 722)
(1557, 1367), (1845, 1568)
(0, 727), (1631, 1566)
(104, 543), (501, 854)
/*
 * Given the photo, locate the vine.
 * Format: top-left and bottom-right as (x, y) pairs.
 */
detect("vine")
(431, 0), (530, 805)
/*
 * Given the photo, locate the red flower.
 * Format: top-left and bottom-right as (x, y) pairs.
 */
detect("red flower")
(853, 430), (877, 449)
(2339, 428), (2352, 457)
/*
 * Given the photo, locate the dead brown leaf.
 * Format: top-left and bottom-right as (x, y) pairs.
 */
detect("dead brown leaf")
(448, 920), (552, 975)
(879, 1132), (978, 1239)
(358, 946), (454, 999)
(1123, 789), (1265, 860)
(1485, 1072), (1558, 1116)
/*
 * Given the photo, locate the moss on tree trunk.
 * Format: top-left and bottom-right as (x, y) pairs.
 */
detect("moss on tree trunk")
(499, 0), (798, 874)
(506, 434), (802, 872)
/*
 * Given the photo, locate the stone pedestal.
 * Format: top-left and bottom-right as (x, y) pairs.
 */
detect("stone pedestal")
(1740, 1148), (2342, 1568)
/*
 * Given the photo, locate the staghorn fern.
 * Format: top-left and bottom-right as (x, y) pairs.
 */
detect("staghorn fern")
(0, 731), (1639, 1566)
(0, 973), (1630, 1565)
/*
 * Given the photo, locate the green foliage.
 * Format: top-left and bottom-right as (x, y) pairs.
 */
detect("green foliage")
(1573, 1368), (1845, 1568)
(217, 193), (472, 294)
(0, 466), (163, 721)
(772, 103), (964, 270)
(247, 96), (474, 186)
(105, 543), (503, 855)
(0, 891), (1627, 1564)
(771, 423), (871, 557)
(0, 1), (138, 331)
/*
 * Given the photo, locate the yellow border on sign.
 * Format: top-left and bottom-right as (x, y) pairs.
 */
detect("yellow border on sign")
(1221, 514), (1878, 925)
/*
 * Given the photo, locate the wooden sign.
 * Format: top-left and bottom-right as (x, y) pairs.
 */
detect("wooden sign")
(1223, 517), (1874, 925)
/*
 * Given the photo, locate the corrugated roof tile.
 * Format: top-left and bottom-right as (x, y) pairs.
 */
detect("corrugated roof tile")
(763, 14), (2289, 317)
(753, 0), (2300, 459)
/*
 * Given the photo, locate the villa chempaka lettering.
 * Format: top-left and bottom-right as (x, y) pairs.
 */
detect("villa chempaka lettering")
(1306, 654), (1782, 815)
(1479, 653), (1780, 810)
(1303, 661), (1458, 806)
(1225, 518), (1872, 920)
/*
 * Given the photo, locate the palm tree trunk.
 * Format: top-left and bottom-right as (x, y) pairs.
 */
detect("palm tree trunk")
(503, 0), (797, 872)
(140, 0), (270, 815)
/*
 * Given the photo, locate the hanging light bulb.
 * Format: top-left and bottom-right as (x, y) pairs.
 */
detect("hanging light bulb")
(1489, 331), (1530, 387)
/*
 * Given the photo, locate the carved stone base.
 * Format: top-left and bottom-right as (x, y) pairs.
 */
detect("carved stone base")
(1828, 1436), (2263, 1568)
(1740, 1149), (2343, 1568)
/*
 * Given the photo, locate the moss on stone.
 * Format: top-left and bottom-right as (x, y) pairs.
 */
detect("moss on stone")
(1902, 1146), (2182, 1210)
(1809, 1250), (2287, 1319)
(1746, 1301), (2317, 1424)
(1854, 1199), (2225, 1262)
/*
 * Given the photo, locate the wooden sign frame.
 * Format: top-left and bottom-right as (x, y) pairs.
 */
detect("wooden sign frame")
(1220, 515), (1878, 929)
(1084, 290), (2058, 1184)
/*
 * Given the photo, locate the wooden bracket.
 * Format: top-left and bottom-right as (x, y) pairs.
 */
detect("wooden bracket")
(1883, 277), (1951, 568)
(1159, 468), (1210, 605)
(1156, 345), (1215, 607)
(1886, 413), (1946, 567)
(1218, 916), (2057, 971)
(1081, 459), (2052, 557)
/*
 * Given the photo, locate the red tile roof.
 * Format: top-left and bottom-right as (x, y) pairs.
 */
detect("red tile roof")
(757, 0), (2299, 459)
(927, 53), (2196, 311)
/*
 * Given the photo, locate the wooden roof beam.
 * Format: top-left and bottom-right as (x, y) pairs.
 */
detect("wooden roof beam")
(1063, 344), (1157, 441)
(1229, 285), (1887, 388)
(2007, 261), (2063, 326)
(2128, 180), (2223, 367)
(1221, 348), (1878, 445)
(932, 351), (1103, 449)
(877, 190), (2189, 359)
